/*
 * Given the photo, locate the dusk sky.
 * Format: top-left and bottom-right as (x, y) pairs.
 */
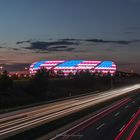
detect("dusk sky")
(0, 0), (140, 73)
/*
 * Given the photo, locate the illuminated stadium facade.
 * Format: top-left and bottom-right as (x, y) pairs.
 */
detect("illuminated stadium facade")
(29, 60), (116, 76)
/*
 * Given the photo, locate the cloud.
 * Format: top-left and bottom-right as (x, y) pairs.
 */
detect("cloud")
(16, 38), (140, 54)
(85, 39), (138, 45)
(34, 46), (75, 53)
(16, 40), (31, 44)
(59, 38), (79, 41)
(12, 48), (20, 51)
(59, 38), (139, 45)
(32, 40), (78, 48)
(23, 40), (79, 51)
(48, 46), (74, 51)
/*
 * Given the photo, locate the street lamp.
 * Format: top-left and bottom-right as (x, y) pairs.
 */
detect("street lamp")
(25, 67), (28, 70)
(0, 66), (3, 70)
(0, 66), (3, 74)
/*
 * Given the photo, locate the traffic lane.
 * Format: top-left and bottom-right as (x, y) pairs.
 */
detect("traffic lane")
(0, 98), (82, 123)
(1, 95), (130, 130)
(52, 96), (133, 140)
(2, 98), (130, 140)
(1, 84), (139, 121)
(1, 92), (117, 130)
(100, 107), (138, 140)
(0, 97), (131, 139)
(1, 86), (137, 138)
(105, 96), (140, 140)
(114, 109), (140, 140)
(75, 97), (140, 140)
(1, 85), (140, 140)
(0, 92), (101, 120)
(1, 84), (140, 134)
(131, 124), (140, 140)
(127, 120), (140, 140)
(55, 96), (140, 140)
(0, 99), (80, 129)
(0, 89), (123, 123)
(0, 88), (116, 120)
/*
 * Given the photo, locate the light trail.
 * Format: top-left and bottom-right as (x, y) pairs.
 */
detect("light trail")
(0, 84), (137, 129)
(114, 109), (140, 140)
(0, 97), (130, 134)
(50, 98), (131, 140)
(127, 120), (140, 140)
(0, 84), (140, 139)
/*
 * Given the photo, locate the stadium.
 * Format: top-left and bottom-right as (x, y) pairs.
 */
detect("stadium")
(29, 60), (116, 76)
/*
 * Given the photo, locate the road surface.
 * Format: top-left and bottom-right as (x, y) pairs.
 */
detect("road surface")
(51, 93), (140, 140)
(0, 84), (140, 139)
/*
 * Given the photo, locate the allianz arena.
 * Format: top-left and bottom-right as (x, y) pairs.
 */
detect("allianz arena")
(29, 60), (116, 76)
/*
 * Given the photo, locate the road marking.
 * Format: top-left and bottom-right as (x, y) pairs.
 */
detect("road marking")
(115, 109), (140, 140)
(125, 105), (128, 108)
(119, 125), (125, 131)
(57, 133), (83, 138)
(131, 113), (135, 118)
(96, 123), (105, 130)
(114, 112), (120, 117)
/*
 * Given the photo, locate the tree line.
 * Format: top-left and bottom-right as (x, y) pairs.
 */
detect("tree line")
(0, 69), (113, 96)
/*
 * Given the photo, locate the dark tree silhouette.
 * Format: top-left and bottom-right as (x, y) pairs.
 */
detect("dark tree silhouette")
(74, 70), (95, 87)
(0, 70), (13, 91)
(56, 70), (64, 78)
(68, 72), (74, 78)
(28, 68), (50, 98)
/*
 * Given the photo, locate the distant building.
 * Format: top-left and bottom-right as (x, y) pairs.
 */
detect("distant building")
(29, 60), (116, 76)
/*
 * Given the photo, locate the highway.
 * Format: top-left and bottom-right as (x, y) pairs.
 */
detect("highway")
(114, 107), (140, 140)
(0, 84), (140, 139)
(51, 91), (140, 140)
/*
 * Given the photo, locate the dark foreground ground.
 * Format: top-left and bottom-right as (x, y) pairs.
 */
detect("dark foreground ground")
(0, 76), (140, 113)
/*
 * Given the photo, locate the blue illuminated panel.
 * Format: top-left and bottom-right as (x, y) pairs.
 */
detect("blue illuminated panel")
(57, 60), (83, 67)
(33, 60), (47, 68)
(97, 61), (113, 68)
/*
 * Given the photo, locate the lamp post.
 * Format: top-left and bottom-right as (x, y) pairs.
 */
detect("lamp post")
(0, 66), (3, 70)
(0, 66), (3, 74)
